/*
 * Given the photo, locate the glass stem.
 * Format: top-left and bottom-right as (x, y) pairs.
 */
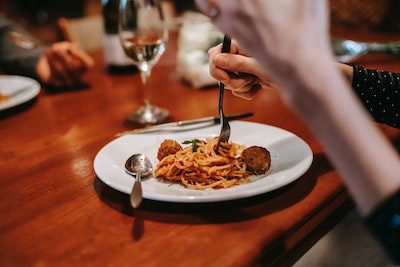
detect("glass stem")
(140, 67), (152, 108)
(140, 69), (151, 86)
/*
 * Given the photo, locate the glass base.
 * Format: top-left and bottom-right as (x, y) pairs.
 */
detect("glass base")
(128, 104), (169, 125)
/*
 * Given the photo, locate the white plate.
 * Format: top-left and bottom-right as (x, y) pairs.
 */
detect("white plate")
(0, 75), (41, 111)
(94, 121), (313, 203)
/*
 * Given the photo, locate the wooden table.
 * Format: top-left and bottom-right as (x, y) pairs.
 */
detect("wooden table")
(1, 34), (399, 266)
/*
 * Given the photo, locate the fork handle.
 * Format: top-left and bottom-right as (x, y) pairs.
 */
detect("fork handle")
(221, 35), (231, 53)
(216, 35), (232, 152)
(218, 83), (225, 116)
(218, 35), (231, 116)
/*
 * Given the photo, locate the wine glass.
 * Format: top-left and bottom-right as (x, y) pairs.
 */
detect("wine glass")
(119, 0), (169, 124)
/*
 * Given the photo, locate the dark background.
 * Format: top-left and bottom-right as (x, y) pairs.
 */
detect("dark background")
(0, 0), (398, 45)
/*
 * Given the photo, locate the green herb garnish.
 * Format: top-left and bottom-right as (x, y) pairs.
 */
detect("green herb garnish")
(182, 139), (200, 152)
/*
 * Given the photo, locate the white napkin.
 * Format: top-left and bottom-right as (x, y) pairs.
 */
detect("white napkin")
(176, 12), (223, 89)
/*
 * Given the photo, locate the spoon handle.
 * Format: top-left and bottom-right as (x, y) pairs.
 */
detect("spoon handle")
(136, 172), (142, 182)
(130, 181), (142, 208)
(130, 172), (143, 208)
(367, 42), (400, 55)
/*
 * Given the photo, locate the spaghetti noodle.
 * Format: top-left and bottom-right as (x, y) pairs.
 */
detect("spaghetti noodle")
(155, 137), (251, 190)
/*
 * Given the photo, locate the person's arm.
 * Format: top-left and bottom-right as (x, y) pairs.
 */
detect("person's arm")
(288, 58), (400, 216)
(336, 62), (353, 81)
(0, 15), (43, 78)
(197, 0), (400, 261)
(0, 15), (94, 87)
(196, 0), (400, 234)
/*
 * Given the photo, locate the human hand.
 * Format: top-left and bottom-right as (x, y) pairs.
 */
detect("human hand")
(36, 42), (94, 87)
(196, 0), (335, 98)
(208, 40), (275, 100)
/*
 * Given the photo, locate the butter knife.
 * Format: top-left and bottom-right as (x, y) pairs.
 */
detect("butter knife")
(117, 112), (254, 136)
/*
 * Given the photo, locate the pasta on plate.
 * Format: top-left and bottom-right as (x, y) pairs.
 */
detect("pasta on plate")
(155, 137), (271, 190)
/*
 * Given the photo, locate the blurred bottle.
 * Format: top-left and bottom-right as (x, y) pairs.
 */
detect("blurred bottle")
(102, 0), (137, 73)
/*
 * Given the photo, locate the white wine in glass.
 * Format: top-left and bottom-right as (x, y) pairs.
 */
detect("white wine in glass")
(119, 0), (169, 124)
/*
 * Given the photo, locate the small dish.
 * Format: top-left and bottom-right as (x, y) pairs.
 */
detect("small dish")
(0, 75), (40, 111)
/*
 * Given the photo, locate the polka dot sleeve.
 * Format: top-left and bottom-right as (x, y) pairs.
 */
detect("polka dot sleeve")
(352, 66), (400, 129)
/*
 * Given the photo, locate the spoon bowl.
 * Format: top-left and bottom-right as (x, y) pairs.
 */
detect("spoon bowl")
(125, 154), (153, 176)
(332, 39), (368, 63)
(125, 154), (153, 208)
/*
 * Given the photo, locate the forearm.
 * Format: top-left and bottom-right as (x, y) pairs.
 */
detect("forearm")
(0, 15), (43, 78)
(288, 59), (400, 215)
(337, 62), (353, 82)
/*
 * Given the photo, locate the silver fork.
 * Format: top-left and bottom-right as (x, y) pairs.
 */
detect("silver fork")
(216, 35), (232, 152)
(8, 31), (38, 50)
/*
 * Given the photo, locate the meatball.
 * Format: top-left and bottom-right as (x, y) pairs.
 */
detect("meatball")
(240, 146), (271, 174)
(157, 139), (182, 160)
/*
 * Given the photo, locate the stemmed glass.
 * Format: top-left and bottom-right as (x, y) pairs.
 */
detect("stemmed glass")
(119, 0), (169, 124)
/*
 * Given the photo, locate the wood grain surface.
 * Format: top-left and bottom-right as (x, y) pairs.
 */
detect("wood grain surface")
(1, 33), (399, 267)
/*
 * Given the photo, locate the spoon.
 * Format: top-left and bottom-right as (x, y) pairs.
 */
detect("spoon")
(332, 38), (400, 63)
(125, 154), (153, 208)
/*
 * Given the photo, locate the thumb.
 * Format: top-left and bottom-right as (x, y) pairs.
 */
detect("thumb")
(214, 53), (266, 80)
